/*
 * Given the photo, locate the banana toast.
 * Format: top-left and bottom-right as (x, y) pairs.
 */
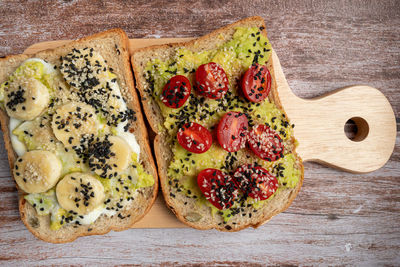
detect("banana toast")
(0, 29), (158, 243)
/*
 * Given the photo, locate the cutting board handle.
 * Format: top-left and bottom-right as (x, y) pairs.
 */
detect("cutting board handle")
(272, 51), (397, 173)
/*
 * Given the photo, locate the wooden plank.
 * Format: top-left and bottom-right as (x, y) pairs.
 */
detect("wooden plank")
(0, 0), (399, 265)
(0, 211), (399, 265)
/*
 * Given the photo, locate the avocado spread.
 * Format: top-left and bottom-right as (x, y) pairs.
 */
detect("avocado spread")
(145, 26), (301, 222)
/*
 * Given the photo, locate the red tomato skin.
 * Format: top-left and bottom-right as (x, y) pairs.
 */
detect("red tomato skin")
(160, 75), (191, 108)
(195, 62), (229, 99)
(241, 63), (271, 103)
(197, 168), (238, 210)
(247, 124), (284, 161)
(233, 164), (278, 201)
(177, 122), (212, 154)
(217, 111), (249, 152)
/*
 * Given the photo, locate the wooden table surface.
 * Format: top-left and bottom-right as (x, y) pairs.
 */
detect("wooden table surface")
(1, 0), (399, 266)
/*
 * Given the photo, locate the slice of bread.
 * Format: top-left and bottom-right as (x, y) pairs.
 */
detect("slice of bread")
(0, 29), (158, 243)
(131, 17), (304, 231)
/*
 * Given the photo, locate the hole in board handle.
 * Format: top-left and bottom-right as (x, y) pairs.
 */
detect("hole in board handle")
(344, 117), (369, 142)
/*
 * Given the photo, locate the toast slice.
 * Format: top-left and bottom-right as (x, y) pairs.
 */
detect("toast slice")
(131, 17), (304, 231)
(0, 29), (158, 243)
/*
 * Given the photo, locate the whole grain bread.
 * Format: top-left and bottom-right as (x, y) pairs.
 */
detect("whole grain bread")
(131, 17), (304, 231)
(0, 29), (158, 243)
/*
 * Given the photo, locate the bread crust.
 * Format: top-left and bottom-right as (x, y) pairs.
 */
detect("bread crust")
(131, 16), (304, 231)
(0, 29), (158, 243)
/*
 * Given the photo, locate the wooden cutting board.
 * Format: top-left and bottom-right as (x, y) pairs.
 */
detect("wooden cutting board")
(23, 38), (397, 228)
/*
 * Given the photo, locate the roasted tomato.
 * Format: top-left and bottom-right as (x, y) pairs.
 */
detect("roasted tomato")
(177, 122), (212, 153)
(217, 111), (248, 152)
(195, 62), (229, 99)
(197, 168), (238, 210)
(160, 75), (191, 108)
(241, 63), (271, 103)
(247, 124), (284, 161)
(233, 164), (278, 201)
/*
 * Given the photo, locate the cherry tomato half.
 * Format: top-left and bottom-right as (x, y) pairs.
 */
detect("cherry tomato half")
(241, 63), (271, 103)
(197, 168), (238, 210)
(195, 62), (229, 99)
(177, 122), (212, 154)
(233, 164), (278, 201)
(217, 111), (249, 152)
(160, 75), (191, 108)
(247, 124), (284, 161)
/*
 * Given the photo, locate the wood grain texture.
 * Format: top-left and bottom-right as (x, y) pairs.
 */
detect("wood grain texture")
(0, 0), (399, 266)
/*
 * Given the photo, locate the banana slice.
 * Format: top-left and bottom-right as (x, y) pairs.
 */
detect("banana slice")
(56, 172), (105, 215)
(13, 150), (62, 194)
(60, 48), (127, 126)
(51, 102), (99, 148)
(4, 77), (50, 121)
(60, 48), (109, 90)
(88, 136), (131, 178)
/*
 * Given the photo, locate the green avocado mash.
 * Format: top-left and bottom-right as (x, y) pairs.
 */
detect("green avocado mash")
(24, 189), (57, 216)
(145, 26), (301, 222)
(24, 189), (91, 230)
(98, 152), (154, 212)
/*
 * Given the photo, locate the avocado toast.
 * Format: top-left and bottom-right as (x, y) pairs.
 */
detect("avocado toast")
(0, 29), (157, 242)
(131, 17), (304, 231)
